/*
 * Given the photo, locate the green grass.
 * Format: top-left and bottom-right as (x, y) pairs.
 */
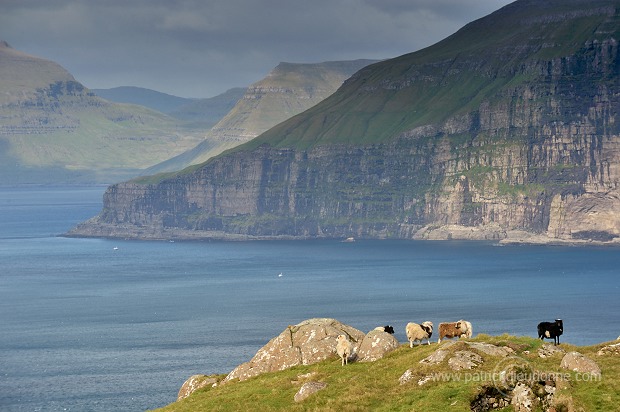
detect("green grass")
(153, 335), (620, 411)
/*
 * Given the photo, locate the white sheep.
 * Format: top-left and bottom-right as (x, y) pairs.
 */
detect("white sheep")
(405, 321), (434, 347)
(336, 334), (353, 366)
(459, 320), (473, 339)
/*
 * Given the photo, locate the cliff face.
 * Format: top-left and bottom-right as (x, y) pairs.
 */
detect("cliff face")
(70, 0), (620, 243)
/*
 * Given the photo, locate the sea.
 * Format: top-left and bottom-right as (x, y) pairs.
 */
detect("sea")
(0, 186), (618, 411)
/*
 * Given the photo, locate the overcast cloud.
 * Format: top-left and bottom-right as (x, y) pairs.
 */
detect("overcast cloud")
(1, 0), (513, 98)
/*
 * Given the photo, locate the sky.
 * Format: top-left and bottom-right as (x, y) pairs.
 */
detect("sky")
(1, 0), (514, 98)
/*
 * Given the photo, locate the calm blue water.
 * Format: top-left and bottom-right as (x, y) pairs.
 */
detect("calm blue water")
(0, 187), (618, 411)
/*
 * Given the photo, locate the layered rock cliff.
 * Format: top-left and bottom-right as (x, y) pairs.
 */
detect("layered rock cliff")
(69, 0), (620, 244)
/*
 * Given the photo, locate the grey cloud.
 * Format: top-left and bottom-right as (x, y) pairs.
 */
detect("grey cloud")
(0, 0), (514, 97)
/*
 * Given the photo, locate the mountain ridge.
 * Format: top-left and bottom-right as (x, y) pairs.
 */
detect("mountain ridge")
(92, 86), (246, 129)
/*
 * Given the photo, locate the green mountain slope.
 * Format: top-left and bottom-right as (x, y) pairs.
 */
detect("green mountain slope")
(244, 0), (619, 150)
(0, 41), (203, 184)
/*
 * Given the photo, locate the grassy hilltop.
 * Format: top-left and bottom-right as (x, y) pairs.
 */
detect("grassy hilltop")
(154, 335), (619, 411)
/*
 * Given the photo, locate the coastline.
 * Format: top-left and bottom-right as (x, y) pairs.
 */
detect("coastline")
(65, 220), (620, 246)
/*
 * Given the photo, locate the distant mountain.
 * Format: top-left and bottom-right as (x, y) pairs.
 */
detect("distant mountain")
(169, 87), (247, 129)
(92, 86), (192, 113)
(92, 86), (246, 129)
(147, 59), (377, 174)
(71, 0), (620, 245)
(0, 41), (203, 184)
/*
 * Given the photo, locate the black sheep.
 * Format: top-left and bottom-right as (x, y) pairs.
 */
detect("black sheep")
(375, 325), (395, 334)
(537, 319), (563, 345)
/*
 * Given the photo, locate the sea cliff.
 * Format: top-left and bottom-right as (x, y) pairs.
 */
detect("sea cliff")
(68, 0), (620, 244)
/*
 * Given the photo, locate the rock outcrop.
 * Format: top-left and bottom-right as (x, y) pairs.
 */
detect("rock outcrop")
(222, 318), (364, 383)
(177, 375), (218, 401)
(69, 0), (620, 244)
(597, 341), (620, 356)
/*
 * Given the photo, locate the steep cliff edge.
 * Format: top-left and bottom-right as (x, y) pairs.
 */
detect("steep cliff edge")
(69, 0), (620, 244)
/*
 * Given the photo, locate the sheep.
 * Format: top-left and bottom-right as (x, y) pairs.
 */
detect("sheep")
(336, 334), (353, 366)
(537, 319), (563, 345)
(405, 321), (433, 347)
(437, 320), (471, 343)
(374, 325), (395, 334)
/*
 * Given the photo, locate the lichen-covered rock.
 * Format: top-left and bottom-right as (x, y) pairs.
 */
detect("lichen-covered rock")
(357, 330), (399, 362)
(294, 381), (327, 402)
(448, 350), (483, 371)
(177, 375), (218, 401)
(399, 369), (414, 385)
(465, 342), (514, 357)
(597, 342), (620, 356)
(560, 352), (602, 377)
(538, 343), (566, 358)
(223, 318), (364, 383)
(420, 348), (449, 365)
(511, 382), (535, 412)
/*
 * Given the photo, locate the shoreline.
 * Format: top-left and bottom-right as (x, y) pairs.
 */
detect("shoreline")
(65, 221), (620, 246)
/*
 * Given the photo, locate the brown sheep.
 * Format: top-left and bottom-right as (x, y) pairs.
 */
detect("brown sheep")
(438, 320), (472, 343)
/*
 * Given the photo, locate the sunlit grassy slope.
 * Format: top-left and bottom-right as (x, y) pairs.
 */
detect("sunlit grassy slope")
(154, 335), (620, 412)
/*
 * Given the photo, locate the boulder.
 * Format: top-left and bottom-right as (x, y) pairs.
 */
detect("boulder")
(223, 318), (364, 383)
(560, 352), (602, 377)
(294, 381), (328, 402)
(357, 330), (400, 362)
(177, 375), (218, 401)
